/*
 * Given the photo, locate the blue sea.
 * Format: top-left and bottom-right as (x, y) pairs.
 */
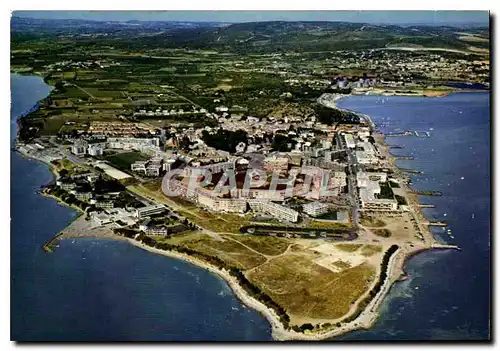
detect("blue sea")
(337, 93), (490, 340)
(10, 74), (272, 341)
(11, 74), (490, 341)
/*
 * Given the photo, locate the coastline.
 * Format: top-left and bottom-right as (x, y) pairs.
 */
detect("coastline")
(14, 73), (459, 341)
(125, 236), (456, 341)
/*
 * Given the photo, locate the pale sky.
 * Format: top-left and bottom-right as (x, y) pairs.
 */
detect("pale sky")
(13, 10), (489, 26)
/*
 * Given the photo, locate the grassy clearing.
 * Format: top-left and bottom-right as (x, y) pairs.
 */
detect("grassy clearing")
(184, 235), (266, 270)
(332, 260), (352, 270)
(373, 229), (392, 238)
(156, 233), (266, 269)
(361, 245), (383, 257)
(360, 216), (386, 228)
(224, 234), (291, 256)
(52, 158), (89, 175)
(303, 220), (350, 230)
(335, 243), (363, 252)
(155, 231), (202, 245)
(248, 254), (376, 320)
(107, 151), (148, 170)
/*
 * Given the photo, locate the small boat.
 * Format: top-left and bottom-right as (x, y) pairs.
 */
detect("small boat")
(460, 177), (465, 180)
(472, 214), (475, 219)
(444, 213), (447, 217)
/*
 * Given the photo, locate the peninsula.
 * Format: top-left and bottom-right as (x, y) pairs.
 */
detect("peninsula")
(11, 17), (485, 341)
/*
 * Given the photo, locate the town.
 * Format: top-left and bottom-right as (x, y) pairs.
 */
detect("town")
(11, 17), (482, 339)
(18, 91), (426, 245)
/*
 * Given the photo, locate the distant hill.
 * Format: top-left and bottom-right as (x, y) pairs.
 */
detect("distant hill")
(11, 18), (489, 53)
(126, 21), (490, 52)
(10, 16), (226, 35)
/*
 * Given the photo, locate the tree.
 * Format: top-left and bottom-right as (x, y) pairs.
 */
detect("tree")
(58, 169), (69, 178)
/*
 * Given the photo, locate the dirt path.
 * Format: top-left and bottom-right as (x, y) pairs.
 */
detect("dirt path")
(73, 84), (96, 99)
(223, 236), (273, 259)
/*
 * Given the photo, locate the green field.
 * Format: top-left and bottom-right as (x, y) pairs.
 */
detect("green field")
(248, 254), (376, 320)
(107, 152), (148, 170)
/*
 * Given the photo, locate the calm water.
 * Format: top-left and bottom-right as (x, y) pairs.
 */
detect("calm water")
(10, 74), (272, 341)
(337, 93), (490, 340)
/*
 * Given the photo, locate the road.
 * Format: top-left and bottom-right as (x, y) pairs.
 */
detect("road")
(41, 136), (88, 165)
(73, 84), (96, 99)
(342, 135), (360, 229)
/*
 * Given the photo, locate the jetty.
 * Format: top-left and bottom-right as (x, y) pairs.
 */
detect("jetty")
(399, 168), (424, 175)
(431, 243), (461, 251)
(414, 190), (442, 196)
(385, 131), (413, 137)
(424, 221), (448, 227)
(414, 131), (431, 138)
(418, 204), (436, 208)
(394, 155), (414, 160)
(42, 233), (63, 252)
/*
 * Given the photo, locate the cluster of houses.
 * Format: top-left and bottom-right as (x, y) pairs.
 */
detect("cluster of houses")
(130, 156), (176, 177)
(71, 136), (161, 157)
(341, 131), (400, 212)
(163, 152), (349, 223)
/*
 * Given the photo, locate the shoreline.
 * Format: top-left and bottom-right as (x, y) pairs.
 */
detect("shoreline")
(120, 237), (457, 341)
(14, 73), (458, 341)
(123, 237), (429, 340)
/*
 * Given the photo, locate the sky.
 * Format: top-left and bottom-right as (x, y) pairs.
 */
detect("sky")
(12, 10), (489, 26)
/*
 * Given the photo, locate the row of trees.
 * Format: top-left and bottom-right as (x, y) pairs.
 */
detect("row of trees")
(228, 268), (290, 329)
(43, 185), (96, 213)
(395, 195), (408, 206)
(201, 129), (248, 153)
(314, 105), (360, 126)
(378, 182), (395, 199)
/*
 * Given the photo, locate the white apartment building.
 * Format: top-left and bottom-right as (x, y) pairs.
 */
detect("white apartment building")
(356, 151), (376, 165)
(136, 204), (166, 219)
(230, 188), (286, 202)
(88, 143), (104, 156)
(107, 137), (160, 151)
(198, 192), (247, 213)
(248, 200), (299, 223)
(71, 139), (88, 155)
(302, 201), (330, 217)
(131, 160), (148, 173)
(343, 133), (356, 149)
(356, 172), (387, 186)
(359, 187), (398, 211)
(357, 172), (397, 211)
